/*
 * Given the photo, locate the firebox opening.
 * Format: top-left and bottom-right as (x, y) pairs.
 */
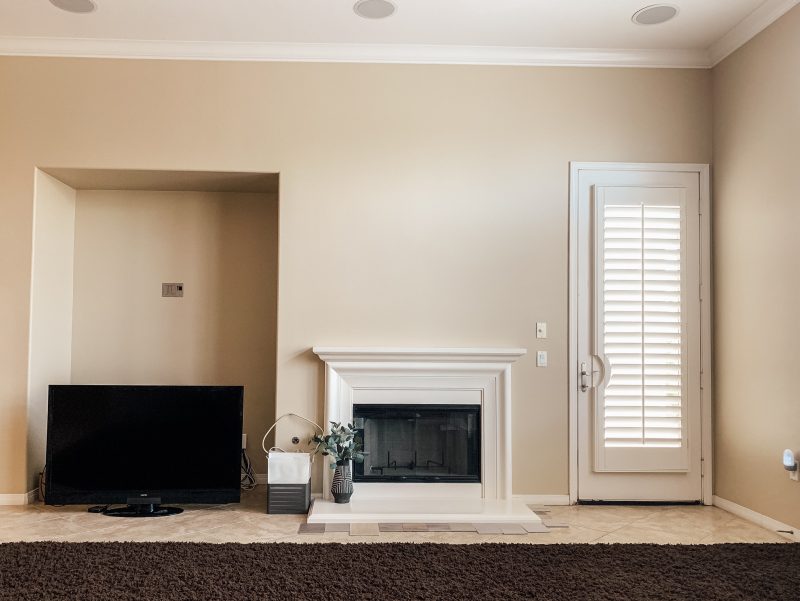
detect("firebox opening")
(353, 404), (481, 483)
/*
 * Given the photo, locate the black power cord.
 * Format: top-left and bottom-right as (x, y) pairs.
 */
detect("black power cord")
(241, 448), (257, 491)
(38, 466), (46, 502)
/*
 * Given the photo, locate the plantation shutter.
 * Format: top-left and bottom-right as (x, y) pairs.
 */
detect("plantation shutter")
(593, 186), (690, 472)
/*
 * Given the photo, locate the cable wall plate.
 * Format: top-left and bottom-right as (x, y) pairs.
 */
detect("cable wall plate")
(162, 283), (184, 297)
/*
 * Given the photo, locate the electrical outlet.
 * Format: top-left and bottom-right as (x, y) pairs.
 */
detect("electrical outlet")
(536, 351), (548, 367)
(241, 433), (247, 450)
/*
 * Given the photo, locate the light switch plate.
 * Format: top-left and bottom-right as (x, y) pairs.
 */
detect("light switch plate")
(536, 351), (548, 367)
(536, 322), (547, 339)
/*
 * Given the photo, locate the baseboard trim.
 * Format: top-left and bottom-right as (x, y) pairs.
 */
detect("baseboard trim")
(0, 490), (38, 506)
(513, 494), (571, 506)
(0, 494), (28, 505)
(713, 495), (800, 542)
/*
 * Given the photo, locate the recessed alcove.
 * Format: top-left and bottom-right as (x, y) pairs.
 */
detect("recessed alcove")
(27, 168), (279, 489)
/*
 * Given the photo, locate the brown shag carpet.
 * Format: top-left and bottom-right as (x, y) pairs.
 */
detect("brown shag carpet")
(1, 542), (799, 601)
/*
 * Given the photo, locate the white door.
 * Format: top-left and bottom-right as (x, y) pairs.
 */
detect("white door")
(572, 164), (709, 502)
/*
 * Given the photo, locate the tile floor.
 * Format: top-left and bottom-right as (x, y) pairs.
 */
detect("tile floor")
(0, 489), (791, 545)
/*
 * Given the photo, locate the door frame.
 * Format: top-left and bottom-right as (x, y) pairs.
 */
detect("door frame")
(568, 162), (713, 505)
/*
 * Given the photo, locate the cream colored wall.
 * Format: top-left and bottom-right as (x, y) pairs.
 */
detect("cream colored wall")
(26, 171), (77, 490)
(712, 6), (800, 527)
(0, 57), (711, 495)
(70, 190), (278, 471)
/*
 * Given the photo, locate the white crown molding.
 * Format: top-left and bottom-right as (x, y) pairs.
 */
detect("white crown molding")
(0, 35), (711, 68)
(709, 0), (799, 66)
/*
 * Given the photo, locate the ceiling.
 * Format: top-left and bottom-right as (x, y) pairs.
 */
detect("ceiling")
(0, 0), (797, 67)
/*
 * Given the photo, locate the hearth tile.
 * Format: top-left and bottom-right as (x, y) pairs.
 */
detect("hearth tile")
(594, 522), (706, 545)
(448, 523), (478, 532)
(501, 524), (528, 535)
(349, 523), (380, 536)
(426, 523), (451, 532)
(298, 523), (325, 534)
(475, 523), (504, 535)
(402, 524), (429, 532)
(324, 523), (350, 533)
(527, 505), (552, 513)
(378, 523), (404, 532)
(697, 519), (790, 544)
(522, 522), (552, 533)
(542, 519), (569, 528)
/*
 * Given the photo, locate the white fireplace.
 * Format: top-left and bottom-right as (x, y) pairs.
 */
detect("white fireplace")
(312, 348), (526, 505)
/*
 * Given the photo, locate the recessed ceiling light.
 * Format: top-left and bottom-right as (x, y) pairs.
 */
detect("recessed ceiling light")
(632, 4), (679, 26)
(49, 0), (97, 13)
(353, 0), (396, 20)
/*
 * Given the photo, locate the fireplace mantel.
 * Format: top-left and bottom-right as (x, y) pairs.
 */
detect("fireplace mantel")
(312, 347), (526, 502)
(313, 347), (528, 364)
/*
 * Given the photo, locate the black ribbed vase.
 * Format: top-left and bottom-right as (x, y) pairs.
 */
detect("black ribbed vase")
(331, 461), (353, 504)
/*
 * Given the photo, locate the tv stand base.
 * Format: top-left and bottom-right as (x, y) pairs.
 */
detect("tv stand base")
(91, 504), (184, 518)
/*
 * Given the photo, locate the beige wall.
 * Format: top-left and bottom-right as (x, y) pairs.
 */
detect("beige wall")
(712, 6), (800, 527)
(70, 190), (278, 471)
(0, 57), (712, 495)
(26, 171), (77, 490)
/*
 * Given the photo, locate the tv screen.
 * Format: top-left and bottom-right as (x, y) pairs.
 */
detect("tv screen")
(45, 385), (243, 507)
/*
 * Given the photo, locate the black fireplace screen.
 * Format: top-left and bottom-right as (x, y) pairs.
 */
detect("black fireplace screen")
(352, 404), (480, 483)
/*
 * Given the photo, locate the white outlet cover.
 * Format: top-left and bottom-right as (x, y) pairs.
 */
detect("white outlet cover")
(536, 351), (548, 367)
(536, 322), (547, 339)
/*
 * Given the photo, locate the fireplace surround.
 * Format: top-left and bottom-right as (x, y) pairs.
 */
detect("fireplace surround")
(312, 347), (526, 502)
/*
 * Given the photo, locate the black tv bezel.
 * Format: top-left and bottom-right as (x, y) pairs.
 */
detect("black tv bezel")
(44, 384), (243, 506)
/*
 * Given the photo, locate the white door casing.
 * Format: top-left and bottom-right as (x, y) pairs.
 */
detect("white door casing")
(569, 163), (712, 503)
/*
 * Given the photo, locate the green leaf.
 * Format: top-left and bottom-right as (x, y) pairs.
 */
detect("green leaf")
(310, 421), (361, 460)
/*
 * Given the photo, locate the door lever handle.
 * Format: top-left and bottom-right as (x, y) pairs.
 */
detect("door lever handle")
(592, 354), (608, 388)
(580, 356), (608, 392)
(580, 362), (590, 392)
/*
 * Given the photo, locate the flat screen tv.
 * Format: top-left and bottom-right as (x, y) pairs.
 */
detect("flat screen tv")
(45, 385), (243, 517)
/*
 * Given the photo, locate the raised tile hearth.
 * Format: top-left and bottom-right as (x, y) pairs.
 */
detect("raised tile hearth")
(307, 497), (539, 524)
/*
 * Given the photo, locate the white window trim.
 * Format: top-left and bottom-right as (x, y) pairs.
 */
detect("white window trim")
(568, 162), (713, 505)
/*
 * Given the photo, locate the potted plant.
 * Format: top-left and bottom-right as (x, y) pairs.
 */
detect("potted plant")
(311, 422), (364, 503)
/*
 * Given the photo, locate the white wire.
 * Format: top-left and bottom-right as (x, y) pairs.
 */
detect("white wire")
(261, 412), (324, 456)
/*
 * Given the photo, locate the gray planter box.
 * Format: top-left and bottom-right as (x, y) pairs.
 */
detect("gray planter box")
(267, 480), (311, 514)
